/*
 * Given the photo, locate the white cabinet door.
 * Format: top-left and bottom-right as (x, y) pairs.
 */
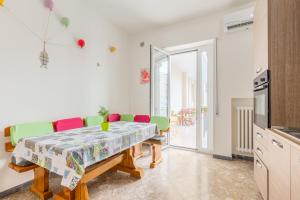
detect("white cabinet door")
(291, 146), (300, 200)
(254, 153), (268, 200)
(254, 139), (269, 167)
(267, 131), (291, 200)
(254, 124), (269, 150)
(253, 0), (268, 76)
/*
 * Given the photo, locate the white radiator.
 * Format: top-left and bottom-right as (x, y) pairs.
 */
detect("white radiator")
(237, 107), (254, 153)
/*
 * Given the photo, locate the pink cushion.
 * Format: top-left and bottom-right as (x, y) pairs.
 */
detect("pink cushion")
(54, 117), (84, 132)
(108, 114), (121, 122)
(134, 115), (150, 123)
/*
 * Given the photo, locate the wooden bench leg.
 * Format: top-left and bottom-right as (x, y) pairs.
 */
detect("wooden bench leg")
(133, 144), (143, 160)
(54, 181), (89, 200)
(30, 167), (53, 200)
(150, 144), (162, 169)
(116, 147), (144, 178)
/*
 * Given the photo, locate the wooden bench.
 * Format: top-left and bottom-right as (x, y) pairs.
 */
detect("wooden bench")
(143, 128), (169, 168)
(8, 163), (52, 200)
(4, 127), (14, 152)
(144, 137), (166, 168)
(132, 144), (144, 160)
(54, 147), (143, 200)
(5, 127), (53, 200)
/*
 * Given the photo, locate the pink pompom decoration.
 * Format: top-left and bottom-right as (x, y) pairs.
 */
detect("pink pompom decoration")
(45, 0), (54, 11)
(77, 39), (85, 48)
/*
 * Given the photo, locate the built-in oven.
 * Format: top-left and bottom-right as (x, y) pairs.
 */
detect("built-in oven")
(254, 70), (270, 129)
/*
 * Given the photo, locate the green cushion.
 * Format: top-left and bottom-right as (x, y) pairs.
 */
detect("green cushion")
(10, 122), (54, 146)
(150, 116), (170, 131)
(85, 116), (104, 127)
(120, 114), (134, 122)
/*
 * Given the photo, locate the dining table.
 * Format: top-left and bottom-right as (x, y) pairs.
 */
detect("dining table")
(12, 121), (158, 200)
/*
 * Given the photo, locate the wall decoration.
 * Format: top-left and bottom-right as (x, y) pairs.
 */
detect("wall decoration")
(77, 39), (85, 48)
(2, 0), (87, 69)
(45, 0), (54, 11)
(140, 68), (150, 84)
(40, 41), (49, 69)
(0, 0), (5, 7)
(60, 17), (70, 28)
(109, 46), (117, 53)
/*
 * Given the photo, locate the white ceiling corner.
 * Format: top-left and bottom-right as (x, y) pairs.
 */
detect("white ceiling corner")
(89, 0), (254, 34)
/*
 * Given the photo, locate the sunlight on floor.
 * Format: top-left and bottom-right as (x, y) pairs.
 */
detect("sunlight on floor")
(169, 125), (196, 149)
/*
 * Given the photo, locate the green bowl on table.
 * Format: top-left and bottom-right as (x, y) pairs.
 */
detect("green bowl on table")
(101, 122), (110, 131)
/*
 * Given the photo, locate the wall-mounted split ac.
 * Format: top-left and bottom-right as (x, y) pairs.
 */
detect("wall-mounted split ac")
(223, 6), (255, 33)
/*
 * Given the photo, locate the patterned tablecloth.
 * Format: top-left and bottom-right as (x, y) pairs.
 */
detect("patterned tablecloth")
(12, 121), (158, 190)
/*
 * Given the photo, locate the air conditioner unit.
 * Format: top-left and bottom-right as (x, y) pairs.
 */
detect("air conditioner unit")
(223, 6), (254, 33)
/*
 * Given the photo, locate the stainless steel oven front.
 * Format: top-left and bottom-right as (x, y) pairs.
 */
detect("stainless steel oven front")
(253, 70), (270, 129)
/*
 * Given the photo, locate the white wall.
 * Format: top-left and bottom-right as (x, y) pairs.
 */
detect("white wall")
(0, 0), (130, 192)
(128, 6), (253, 157)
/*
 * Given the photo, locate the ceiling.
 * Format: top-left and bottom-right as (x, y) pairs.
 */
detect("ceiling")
(89, 0), (253, 34)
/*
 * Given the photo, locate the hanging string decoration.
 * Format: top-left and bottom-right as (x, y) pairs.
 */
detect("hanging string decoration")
(40, 41), (49, 69)
(77, 39), (85, 48)
(45, 0), (54, 11)
(60, 17), (70, 28)
(0, 0), (5, 7)
(2, 0), (87, 69)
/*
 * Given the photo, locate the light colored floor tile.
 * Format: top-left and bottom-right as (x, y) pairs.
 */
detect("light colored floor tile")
(2, 148), (262, 200)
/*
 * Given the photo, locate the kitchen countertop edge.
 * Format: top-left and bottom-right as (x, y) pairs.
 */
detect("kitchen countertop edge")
(270, 128), (300, 147)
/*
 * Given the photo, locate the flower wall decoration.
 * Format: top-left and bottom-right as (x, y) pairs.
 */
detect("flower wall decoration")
(140, 68), (150, 84)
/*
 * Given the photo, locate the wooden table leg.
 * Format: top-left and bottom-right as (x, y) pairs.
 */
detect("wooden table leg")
(30, 167), (53, 200)
(133, 144), (143, 160)
(54, 181), (89, 200)
(150, 144), (162, 168)
(54, 187), (74, 200)
(75, 181), (89, 200)
(116, 147), (144, 178)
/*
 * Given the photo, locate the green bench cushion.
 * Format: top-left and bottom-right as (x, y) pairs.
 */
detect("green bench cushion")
(10, 122), (54, 146)
(85, 116), (105, 127)
(150, 116), (170, 131)
(120, 114), (134, 122)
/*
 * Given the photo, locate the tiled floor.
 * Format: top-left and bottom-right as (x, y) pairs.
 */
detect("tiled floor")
(2, 148), (263, 200)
